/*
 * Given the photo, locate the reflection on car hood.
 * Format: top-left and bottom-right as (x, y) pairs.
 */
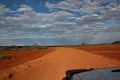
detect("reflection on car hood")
(73, 67), (120, 80)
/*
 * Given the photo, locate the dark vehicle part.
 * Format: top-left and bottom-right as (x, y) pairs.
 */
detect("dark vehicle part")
(66, 67), (120, 80)
(66, 68), (93, 80)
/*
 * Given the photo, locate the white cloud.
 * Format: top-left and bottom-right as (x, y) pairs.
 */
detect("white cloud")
(0, 5), (10, 15)
(0, 10), (75, 29)
(47, 22), (76, 27)
(51, 11), (73, 19)
(45, 0), (119, 15)
(45, 0), (81, 12)
(17, 5), (33, 12)
(92, 32), (120, 44)
(42, 11), (73, 22)
(104, 6), (120, 19)
(0, 0), (120, 45)
(76, 16), (103, 26)
(45, 0), (90, 12)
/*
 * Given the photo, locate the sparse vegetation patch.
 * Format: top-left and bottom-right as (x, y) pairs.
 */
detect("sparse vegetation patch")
(0, 55), (13, 60)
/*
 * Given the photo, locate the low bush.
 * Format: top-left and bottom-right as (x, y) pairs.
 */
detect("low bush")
(0, 55), (13, 60)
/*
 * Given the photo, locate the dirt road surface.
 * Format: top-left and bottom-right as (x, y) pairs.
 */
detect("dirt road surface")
(0, 47), (120, 80)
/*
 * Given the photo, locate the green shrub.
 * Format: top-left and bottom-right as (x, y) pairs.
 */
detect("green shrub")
(40, 46), (48, 49)
(0, 55), (13, 60)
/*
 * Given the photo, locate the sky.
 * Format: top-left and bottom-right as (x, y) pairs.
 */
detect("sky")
(0, 0), (120, 46)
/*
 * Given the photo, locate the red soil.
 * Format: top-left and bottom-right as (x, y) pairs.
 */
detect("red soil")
(0, 45), (120, 80)
(75, 44), (120, 61)
(0, 48), (54, 70)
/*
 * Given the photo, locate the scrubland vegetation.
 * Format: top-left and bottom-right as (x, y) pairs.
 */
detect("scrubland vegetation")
(0, 45), (49, 60)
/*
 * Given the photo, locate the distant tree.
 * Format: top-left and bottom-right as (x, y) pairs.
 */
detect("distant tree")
(33, 43), (38, 46)
(81, 43), (86, 45)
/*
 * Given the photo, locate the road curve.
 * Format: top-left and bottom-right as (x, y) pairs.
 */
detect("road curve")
(2, 47), (120, 80)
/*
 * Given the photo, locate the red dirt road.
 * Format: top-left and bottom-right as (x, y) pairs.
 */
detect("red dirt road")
(0, 47), (120, 80)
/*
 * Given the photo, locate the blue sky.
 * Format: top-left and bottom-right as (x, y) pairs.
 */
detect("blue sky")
(0, 0), (120, 46)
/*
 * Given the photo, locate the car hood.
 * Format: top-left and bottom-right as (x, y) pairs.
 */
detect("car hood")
(72, 67), (120, 80)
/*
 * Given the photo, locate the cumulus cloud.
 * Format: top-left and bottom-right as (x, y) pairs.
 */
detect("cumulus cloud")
(45, 0), (81, 12)
(92, 32), (120, 44)
(50, 11), (73, 19)
(0, 5), (10, 15)
(104, 6), (120, 19)
(17, 5), (33, 12)
(45, 0), (119, 14)
(0, 0), (120, 45)
(103, 24), (120, 33)
(47, 22), (76, 27)
(76, 16), (103, 26)
(0, 10), (75, 30)
(42, 11), (74, 22)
